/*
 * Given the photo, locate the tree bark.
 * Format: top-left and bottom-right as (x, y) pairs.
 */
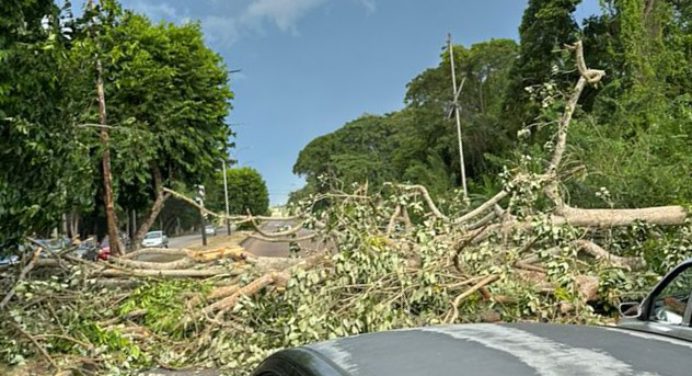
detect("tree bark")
(98, 267), (243, 278)
(555, 205), (687, 227)
(97, 59), (121, 256)
(131, 165), (169, 251)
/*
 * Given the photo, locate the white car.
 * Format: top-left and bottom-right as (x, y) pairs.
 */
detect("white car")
(142, 231), (168, 248)
(204, 225), (217, 236)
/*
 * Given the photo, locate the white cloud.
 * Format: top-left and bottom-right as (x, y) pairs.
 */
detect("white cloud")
(123, 0), (372, 46)
(357, 0), (376, 15)
(129, 0), (181, 21)
(202, 15), (241, 47)
(241, 0), (326, 33)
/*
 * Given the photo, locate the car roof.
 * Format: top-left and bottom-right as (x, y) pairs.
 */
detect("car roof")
(291, 323), (692, 376)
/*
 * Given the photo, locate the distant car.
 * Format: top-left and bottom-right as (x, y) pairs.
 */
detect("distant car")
(2, 238), (70, 266)
(142, 231), (169, 248)
(204, 225), (217, 236)
(253, 259), (692, 376)
(34, 237), (71, 257)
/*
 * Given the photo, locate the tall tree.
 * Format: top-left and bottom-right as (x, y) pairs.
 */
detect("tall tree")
(0, 1), (94, 249)
(293, 114), (400, 193)
(205, 167), (269, 216)
(69, 6), (234, 249)
(567, 0), (692, 208)
(502, 0), (581, 136)
(401, 39), (518, 187)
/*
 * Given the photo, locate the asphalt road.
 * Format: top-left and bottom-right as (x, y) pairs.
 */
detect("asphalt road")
(168, 226), (232, 248)
(241, 219), (320, 257)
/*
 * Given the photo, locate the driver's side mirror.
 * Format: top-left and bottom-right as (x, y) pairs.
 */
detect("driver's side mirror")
(618, 301), (642, 318)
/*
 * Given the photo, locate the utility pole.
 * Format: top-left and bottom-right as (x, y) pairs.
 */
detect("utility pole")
(447, 33), (468, 200)
(196, 184), (207, 246)
(222, 160), (231, 236)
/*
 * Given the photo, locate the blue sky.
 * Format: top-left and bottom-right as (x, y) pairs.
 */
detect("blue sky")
(112, 0), (601, 205)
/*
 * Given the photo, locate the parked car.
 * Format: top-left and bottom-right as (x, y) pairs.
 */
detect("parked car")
(204, 225), (217, 236)
(34, 237), (71, 257)
(253, 259), (692, 376)
(142, 231), (169, 248)
(0, 254), (20, 266)
(1, 238), (70, 266)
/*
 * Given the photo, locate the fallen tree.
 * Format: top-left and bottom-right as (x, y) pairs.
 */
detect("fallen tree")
(0, 41), (689, 375)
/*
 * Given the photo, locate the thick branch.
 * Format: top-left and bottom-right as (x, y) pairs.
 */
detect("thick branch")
(456, 190), (508, 225)
(120, 248), (188, 260)
(545, 41), (605, 209)
(97, 267), (244, 278)
(248, 233), (317, 243)
(132, 166), (170, 251)
(448, 275), (499, 323)
(574, 240), (646, 270)
(555, 206), (687, 227)
(109, 257), (196, 270)
(395, 184), (449, 221)
(163, 187), (299, 222)
(249, 216), (305, 238)
(386, 205), (402, 236)
(202, 253), (327, 317)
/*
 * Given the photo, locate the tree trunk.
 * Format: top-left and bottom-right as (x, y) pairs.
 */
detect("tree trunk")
(131, 166), (169, 251)
(69, 210), (79, 240)
(97, 59), (121, 256)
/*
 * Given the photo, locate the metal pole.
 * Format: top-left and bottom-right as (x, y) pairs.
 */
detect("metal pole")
(200, 210), (207, 246)
(222, 160), (231, 235)
(197, 185), (207, 246)
(448, 33), (468, 199)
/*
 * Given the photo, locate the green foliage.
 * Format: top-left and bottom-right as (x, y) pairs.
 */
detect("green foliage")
(0, 0), (234, 248)
(502, 0), (581, 133)
(205, 167), (270, 216)
(567, 0), (692, 208)
(0, 0), (94, 250)
(69, 7), (234, 216)
(119, 280), (211, 336)
(294, 114), (400, 192)
(292, 39), (518, 201)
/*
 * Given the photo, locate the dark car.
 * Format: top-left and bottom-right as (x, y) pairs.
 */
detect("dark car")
(253, 259), (692, 376)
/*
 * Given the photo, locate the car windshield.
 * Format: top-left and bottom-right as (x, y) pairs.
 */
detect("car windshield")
(145, 231), (162, 239)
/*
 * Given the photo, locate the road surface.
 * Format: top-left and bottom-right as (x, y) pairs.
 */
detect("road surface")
(241, 219), (320, 257)
(168, 226), (232, 248)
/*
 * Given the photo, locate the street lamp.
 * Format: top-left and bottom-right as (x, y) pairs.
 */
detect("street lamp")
(222, 159), (231, 235)
(195, 184), (207, 246)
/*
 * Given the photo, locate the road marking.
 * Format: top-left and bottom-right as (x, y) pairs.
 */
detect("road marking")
(422, 324), (657, 376)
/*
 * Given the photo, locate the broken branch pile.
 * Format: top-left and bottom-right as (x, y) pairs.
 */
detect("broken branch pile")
(1, 41), (689, 376)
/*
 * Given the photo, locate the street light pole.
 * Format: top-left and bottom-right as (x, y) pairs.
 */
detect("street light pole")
(447, 33), (469, 200)
(222, 159), (231, 235)
(196, 184), (207, 246)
